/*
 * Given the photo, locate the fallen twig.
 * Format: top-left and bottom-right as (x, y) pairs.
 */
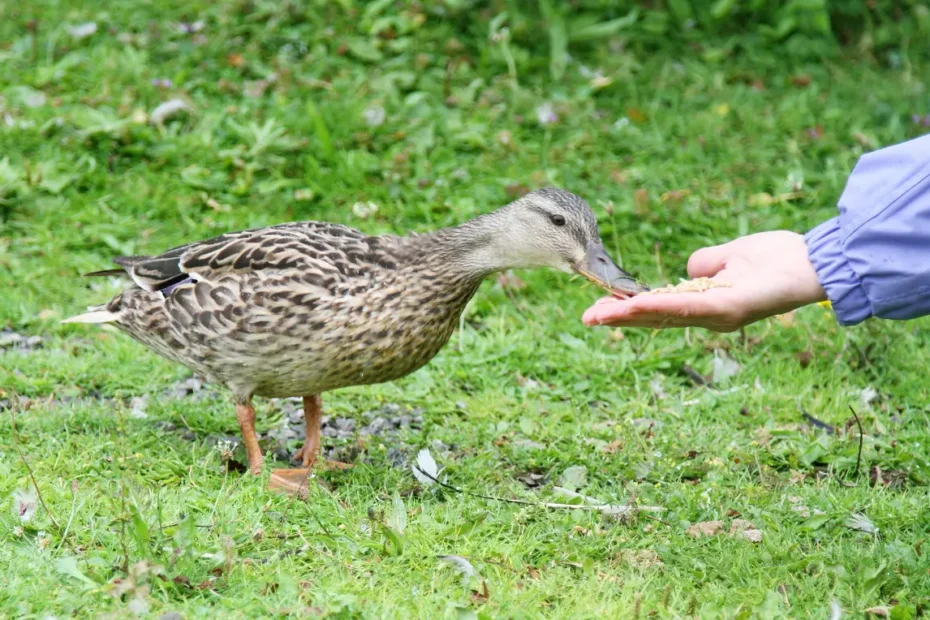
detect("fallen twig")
(801, 408), (836, 433)
(681, 364), (712, 387)
(412, 465), (664, 518)
(7, 408), (61, 530)
(849, 405), (864, 480)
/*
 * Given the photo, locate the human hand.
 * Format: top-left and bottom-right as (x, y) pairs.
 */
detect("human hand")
(582, 231), (828, 332)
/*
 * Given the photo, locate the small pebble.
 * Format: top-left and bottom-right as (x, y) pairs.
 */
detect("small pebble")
(0, 329), (44, 351)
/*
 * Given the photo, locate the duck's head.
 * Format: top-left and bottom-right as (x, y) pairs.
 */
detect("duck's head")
(473, 187), (647, 298)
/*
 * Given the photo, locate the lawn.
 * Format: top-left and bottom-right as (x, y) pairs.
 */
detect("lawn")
(2, 1), (930, 617)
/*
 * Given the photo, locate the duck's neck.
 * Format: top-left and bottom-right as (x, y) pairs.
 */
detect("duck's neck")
(406, 207), (530, 279)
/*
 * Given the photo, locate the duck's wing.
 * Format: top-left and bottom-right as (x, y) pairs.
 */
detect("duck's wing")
(89, 222), (378, 292)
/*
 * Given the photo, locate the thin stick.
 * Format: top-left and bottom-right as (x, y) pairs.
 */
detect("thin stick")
(800, 408), (836, 433)
(412, 465), (664, 518)
(158, 522), (214, 530)
(7, 408), (61, 530)
(681, 364), (711, 387)
(53, 482), (80, 553)
(849, 405), (864, 479)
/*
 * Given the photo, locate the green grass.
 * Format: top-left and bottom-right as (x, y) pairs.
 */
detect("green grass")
(2, 1), (930, 617)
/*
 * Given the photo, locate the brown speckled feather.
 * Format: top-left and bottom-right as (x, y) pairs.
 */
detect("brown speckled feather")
(113, 222), (369, 291)
(94, 220), (482, 401)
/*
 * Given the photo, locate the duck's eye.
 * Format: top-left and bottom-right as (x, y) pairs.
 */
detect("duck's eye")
(550, 214), (566, 227)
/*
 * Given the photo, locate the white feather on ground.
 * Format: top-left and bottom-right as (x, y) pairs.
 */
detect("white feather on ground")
(438, 555), (480, 580)
(412, 448), (440, 486)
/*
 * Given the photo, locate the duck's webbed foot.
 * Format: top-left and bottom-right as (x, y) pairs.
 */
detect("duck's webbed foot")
(269, 395), (356, 496)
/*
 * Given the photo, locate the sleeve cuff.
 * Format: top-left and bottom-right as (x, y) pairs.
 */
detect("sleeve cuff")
(805, 217), (872, 326)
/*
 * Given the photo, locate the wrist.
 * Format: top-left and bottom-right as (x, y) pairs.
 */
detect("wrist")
(804, 218), (872, 325)
(799, 250), (828, 306)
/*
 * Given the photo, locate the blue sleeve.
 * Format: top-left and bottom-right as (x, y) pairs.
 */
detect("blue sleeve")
(804, 134), (930, 325)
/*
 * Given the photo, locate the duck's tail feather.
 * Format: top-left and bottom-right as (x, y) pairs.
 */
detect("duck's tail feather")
(61, 305), (119, 324)
(81, 255), (152, 281)
(82, 268), (126, 278)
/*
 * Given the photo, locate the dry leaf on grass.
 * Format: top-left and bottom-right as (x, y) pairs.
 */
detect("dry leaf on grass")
(739, 529), (763, 543)
(729, 520), (763, 542)
(558, 465), (588, 491)
(615, 549), (663, 569)
(687, 519), (763, 542)
(686, 520), (724, 537)
(846, 513), (879, 535)
(660, 189), (691, 203)
(791, 504), (811, 518)
(870, 466), (908, 489)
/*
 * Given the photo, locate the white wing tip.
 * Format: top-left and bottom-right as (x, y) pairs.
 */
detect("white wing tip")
(61, 309), (119, 324)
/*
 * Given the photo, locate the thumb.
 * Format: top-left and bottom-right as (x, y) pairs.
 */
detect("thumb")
(687, 244), (729, 278)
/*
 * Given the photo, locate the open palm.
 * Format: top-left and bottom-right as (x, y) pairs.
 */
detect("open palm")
(582, 232), (828, 332)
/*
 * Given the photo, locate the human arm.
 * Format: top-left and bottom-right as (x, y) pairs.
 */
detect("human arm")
(583, 134), (930, 331)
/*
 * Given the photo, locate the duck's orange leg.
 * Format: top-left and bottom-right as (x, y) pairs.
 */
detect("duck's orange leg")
(293, 394), (323, 467)
(235, 400), (264, 475)
(291, 395), (351, 470)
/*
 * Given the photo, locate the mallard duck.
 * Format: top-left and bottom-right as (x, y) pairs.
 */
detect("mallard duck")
(65, 188), (646, 475)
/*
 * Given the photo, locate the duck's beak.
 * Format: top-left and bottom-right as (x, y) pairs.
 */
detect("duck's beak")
(573, 242), (649, 298)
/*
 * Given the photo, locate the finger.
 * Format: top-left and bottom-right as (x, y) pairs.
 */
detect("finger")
(583, 292), (735, 328)
(582, 300), (633, 326)
(687, 244), (729, 278)
(625, 292), (725, 315)
(608, 316), (738, 332)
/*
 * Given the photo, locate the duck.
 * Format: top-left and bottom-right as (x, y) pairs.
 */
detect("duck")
(64, 188), (646, 476)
